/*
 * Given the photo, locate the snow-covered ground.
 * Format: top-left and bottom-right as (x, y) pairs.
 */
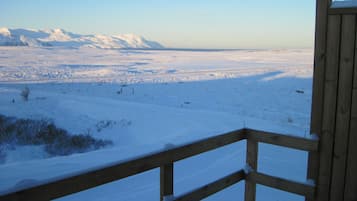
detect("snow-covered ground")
(0, 47), (313, 201)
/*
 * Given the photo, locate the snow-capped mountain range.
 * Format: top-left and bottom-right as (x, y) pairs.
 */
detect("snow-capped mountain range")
(0, 27), (164, 49)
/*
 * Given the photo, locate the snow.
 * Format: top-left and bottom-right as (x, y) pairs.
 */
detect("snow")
(163, 195), (175, 201)
(308, 133), (319, 141)
(0, 28), (11, 37)
(306, 179), (316, 187)
(243, 164), (254, 174)
(4, 145), (49, 164)
(0, 47), (314, 201)
(331, 0), (357, 8)
(46, 28), (72, 41)
(0, 28), (163, 49)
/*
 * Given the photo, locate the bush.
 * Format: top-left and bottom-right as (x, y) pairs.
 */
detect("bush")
(0, 145), (6, 164)
(20, 87), (30, 101)
(45, 134), (112, 156)
(0, 114), (112, 157)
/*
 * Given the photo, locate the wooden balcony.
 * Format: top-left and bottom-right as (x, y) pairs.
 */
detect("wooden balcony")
(0, 128), (318, 201)
(1, 1), (357, 200)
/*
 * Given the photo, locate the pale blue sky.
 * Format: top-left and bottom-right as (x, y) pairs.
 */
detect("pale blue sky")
(0, 0), (316, 49)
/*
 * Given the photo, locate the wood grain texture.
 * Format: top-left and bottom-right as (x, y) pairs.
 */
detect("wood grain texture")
(355, 52), (357, 89)
(329, 7), (357, 15)
(343, 22), (357, 201)
(244, 139), (258, 201)
(311, 0), (330, 137)
(308, 1), (330, 197)
(160, 163), (174, 201)
(344, 90), (357, 201)
(330, 14), (356, 201)
(316, 14), (341, 201)
(352, 89), (357, 118)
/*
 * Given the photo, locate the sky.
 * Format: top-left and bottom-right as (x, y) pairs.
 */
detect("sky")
(0, 0), (316, 49)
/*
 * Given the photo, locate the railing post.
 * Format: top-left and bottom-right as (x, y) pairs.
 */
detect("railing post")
(244, 139), (258, 201)
(160, 163), (174, 201)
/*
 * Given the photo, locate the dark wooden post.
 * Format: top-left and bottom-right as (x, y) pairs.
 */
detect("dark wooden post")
(160, 163), (174, 201)
(315, 13), (341, 201)
(309, 0), (357, 201)
(345, 78), (357, 201)
(329, 14), (356, 201)
(244, 139), (258, 201)
(307, 0), (331, 198)
(308, 0), (330, 201)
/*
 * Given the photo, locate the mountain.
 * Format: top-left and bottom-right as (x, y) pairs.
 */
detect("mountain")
(0, 27), (164, 49)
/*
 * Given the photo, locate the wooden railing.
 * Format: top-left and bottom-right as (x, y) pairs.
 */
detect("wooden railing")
(0, 128), (319, 201)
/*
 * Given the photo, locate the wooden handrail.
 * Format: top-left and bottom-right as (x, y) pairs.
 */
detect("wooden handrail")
(246, 129), (319, 151)
(0, 128), (318, 201)
(244, 129), (318, 200)
(0, 129), (246, 201)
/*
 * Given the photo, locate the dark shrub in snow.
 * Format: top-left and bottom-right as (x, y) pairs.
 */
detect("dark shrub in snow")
(0, 145), (6, 164)
(20, 87), (30, 101)
(45, 134), (111, 156)
(0, 114), (112, 157)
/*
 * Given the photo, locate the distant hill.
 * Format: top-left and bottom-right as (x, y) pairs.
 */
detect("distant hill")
(0, 27), (164, 49)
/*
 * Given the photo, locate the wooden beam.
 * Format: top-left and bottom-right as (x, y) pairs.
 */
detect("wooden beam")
(344, 89), (357, 201)
(161, 163), (174, 201)
(0, 129), (246, 201)
(343, 14), (357, 201)
(246, 172), (315, 198)
(308, 0), (330, 196)
(244, 139), (258, 201)
(330, 14), (356, 201)
(355, 55), (357, 89)
(329, 8), (357, 15)
(352, 90), (357, 118)
(246, 129), (318, 151)
(173, 170), (245, 201)
(311, 0), (330, 137)
(316, 14), (341, 201)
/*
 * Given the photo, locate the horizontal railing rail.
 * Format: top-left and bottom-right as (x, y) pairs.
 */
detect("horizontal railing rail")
(0, 128), (319, 201)
(246, 129), (319, 151)
(246, 171), (315, 198)
(173, 169), (246, 201)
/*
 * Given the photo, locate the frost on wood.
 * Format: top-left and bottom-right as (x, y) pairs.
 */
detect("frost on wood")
(244, 164), (254, 175)
(308, 133), (319, 141)
(163, 195), (175, 201)
(306, 179), (316, 187)
(331, 0), (357, 8)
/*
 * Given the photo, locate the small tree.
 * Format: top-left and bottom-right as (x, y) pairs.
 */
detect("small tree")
(21, 87), (30, 101)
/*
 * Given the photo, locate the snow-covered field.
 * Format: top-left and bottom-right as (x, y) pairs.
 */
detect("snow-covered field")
(0, 47), (313, 201)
